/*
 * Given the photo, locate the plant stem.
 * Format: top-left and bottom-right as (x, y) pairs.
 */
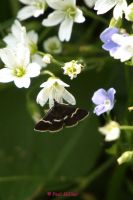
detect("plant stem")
(38, 51), (63, 67)
(51, 57), (63, 67)
(76, 158), (115, 192)
(120, 126), (133, 131)
(81, 6), (108, 25)
(41, 70), (55, 77)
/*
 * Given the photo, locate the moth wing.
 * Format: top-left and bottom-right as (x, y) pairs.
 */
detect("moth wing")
(64, 108), (89, 127)
(34, 101), (89, 132)
(34, 119), (63, 132)
(34, 101), (75, 133)
(44, 101), (76, 122)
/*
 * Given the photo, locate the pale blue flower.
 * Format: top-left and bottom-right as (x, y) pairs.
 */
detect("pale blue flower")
(92, 88), (116, 116)
(100, 27), (120, 52)
(100, 27), (133, 62)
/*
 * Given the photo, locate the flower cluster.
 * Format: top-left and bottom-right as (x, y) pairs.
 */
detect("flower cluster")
(0, 20), (42, 88)
(0, 0), (133, 168)
(17, 0), (85, 42)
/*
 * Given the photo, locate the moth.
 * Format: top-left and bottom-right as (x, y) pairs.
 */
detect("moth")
(34, 101), (89, 132)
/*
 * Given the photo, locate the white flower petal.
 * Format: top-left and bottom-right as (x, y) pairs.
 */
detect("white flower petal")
(0, 68), (13, 83)
(59, 18), (73, 41)
(27, 63), (41, 77)
(53, 85), (64, 101)
(63, 89), (76, 105)
(40, 80), (52, 88)
(112, 48), (133, 62)
(0, 48), (16, 68)
(113, 0), (127, 19)
(56, 79), (69, 87)
(36, 88), (49, 107)
(94, 0), (116, 14)
(27, 30), (38, 44)
(63, 0), (76, 7)
(33, 8), (44, 17)
(16, 44), (30, 67)
(111, 34), (125, 45)
(42, 10), (65, 27)
(74, 8), (85, 23)
(49, 93), (55, 108)
(14, 76), (30, 88)
(46, 0), (65, 9)
(99, 121), (120, 142)
(19, 0), (33, 5)
(40, 78), (69, 88)
(105, 128), (120, 141)
(4, 20), (27, 48)
(3, 34), (17, 48)
(17, 6), (38, 21)
(113, 3), (123, 19)
(11, 20), (26, 41)
(32, 54), (47, 68)
(84, 0), (97, 8)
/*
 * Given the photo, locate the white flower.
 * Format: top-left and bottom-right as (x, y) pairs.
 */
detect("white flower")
(84, 0), (97, 8)
(42, 0), (85, 41)
(36, 77), (76, 108)
(4, 20), (37, 53)
(125, 3), (133, 22)
(3, 20), (46, 68)
(94, 0), (127, 20)
(117, 151), (133, 165)
(111, 34), (133, 62)
(43, 36), (62, 54)
(17, 0), (46, 21)
(0, 45), (41, 88)
(3, 20), (26, 48)
(98, 121), (120, 142)
(62, 60), (83, 80)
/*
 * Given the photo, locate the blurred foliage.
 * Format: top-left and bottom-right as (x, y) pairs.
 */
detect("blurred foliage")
(0, 0), (133, 200)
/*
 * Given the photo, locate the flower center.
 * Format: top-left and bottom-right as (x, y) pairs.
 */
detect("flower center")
(104, 99), (111, 108)
(106, 121), (119, 132)
(13, 67), (26, 77)
(48, 42), (59, 51)
(34, 1), (45, 10)
(65, 6), (76, 19)
(66, 65), (77, 74)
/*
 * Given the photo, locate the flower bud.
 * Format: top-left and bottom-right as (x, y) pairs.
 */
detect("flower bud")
(117, 151), (133, 165)
(98, 121), (120, 142)
(42, 54), (51, 64)
(43, 36), (62, 54)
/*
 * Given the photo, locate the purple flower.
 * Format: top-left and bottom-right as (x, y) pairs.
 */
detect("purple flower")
(92, 88), (116, 116)
(100, 28), (120, 52)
